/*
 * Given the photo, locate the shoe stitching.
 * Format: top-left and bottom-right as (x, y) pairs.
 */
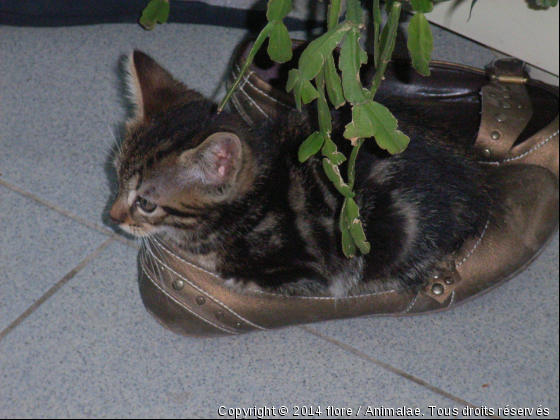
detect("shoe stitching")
(141, 254), (239, 335)
(231, 95), (253, 125)
(403, 292), (420, 314)
(239, 81), (270, 119)
(238, 69), (253, 90)
(479, 130), (559, 165)
(231, 65), (269, 119)
(456, 216), (491, 268)
(234, 62), (295, 111)
(145, 244), (266, 330)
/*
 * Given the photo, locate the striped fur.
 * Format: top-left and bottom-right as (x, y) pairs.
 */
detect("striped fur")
(110, 51), (496, 297)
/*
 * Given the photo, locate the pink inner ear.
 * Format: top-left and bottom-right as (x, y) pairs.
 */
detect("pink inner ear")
(202, 134), (241, 183)
(215, 148), (235, 178)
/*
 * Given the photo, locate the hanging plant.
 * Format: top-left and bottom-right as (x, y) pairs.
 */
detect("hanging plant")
(139, 0), (557, 258)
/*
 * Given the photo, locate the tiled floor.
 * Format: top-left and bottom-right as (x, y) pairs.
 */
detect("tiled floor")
(1, 13), (558, 420)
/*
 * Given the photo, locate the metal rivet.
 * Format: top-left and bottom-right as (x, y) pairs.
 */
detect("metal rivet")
(444, 276), (455, 285)
(500, 85), (511, 92)
(196, 296), (206, 306)
(432, 283), (445, 295)
(236, 322), (243, 329)
(503, 93), (511, 99)
(172, 280), (185, 291)
(518, 104), (525, 109)
(483, 148), (492, 158)
(244, 102), (253, 110)
(495, 113), (508, 123)
(502, 101), (511, 109)
(491, 131), (501, 140)
(215, 311), (225, 320)
(489, 91), (498, 98)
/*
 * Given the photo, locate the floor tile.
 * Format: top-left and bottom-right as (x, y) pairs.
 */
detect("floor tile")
(0, 186), (109, 332)
(1, 241), (467, 418)
(0, 24), (248, 229)
(311, 234), (559, 418)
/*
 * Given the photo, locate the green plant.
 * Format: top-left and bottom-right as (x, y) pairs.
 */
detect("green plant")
(139, 0), (557, 258)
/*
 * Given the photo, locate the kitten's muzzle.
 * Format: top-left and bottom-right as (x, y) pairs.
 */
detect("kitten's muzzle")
(109, 200), (129, 224)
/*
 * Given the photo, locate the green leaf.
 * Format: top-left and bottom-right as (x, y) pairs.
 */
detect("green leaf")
(286, 70), (303, 109)
(322, 137), (347, 165)
(286, 68), (300, 92)
(344, 101), (410, 154)
(323, 159), (355, 198)
(350, 220), (371, 254)
(301, 80), (320, 104)
(407, 12), (434, 76)
(340, 202), (357, 258)
(286, 69), (319, 110)
(140, 0), (170, 30)
(345, 197), (360, 221)
(345, 198), (371, 254)
(299, 132), (325, 162)
(345, 0), (363, 24)
(410, 0), (434, 13)
(324, 55), (346, 108)
(286, 69), (302, 110)
(267, 0), (292, 21)
(327, 0), (343, 30)
(298, 21), (352, 81)
(268, 22), (293, 63)
(340, 27), (371, 104)
(317, 83), (333, 133)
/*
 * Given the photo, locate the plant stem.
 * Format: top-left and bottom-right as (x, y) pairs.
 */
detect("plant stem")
(369, 0), (402, 97)
(372, 0), (382, 68)
(348, 138), (364, 190)
(327, 0), (342, 31)
(217, 22), (273, 113)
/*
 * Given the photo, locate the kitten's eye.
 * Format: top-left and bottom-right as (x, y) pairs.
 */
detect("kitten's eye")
(136, 196), (157, 213)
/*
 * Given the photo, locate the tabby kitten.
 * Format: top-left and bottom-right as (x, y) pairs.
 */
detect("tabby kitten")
(110, 51), (495, 297)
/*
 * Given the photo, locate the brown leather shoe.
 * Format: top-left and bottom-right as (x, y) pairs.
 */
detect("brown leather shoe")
(138, 41), (559, 337)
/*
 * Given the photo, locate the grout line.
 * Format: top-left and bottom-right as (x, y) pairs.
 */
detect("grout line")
(0, 178), (140, 250)
(0, 238), (115, 342)
(299, 325), (502, 420)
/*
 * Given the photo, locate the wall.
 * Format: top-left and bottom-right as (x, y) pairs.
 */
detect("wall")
(427, 0), (559, 85)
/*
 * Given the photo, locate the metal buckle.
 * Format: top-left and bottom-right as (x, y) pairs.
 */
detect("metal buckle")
(488, 58), (530, 85)
(423, 260), (461, 305)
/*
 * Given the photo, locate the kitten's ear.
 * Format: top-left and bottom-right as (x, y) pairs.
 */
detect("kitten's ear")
(126, 50), (202, 122)
(180, 132), (243, 185)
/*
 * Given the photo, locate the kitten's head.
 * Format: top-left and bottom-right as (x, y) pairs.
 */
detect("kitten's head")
(110, 51), (256, 238)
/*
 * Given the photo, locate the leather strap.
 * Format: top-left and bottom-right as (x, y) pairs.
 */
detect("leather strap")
(476, 59), (533, 160)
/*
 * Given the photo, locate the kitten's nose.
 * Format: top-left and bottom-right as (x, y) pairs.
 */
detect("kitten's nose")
(109, 200), (128, 224)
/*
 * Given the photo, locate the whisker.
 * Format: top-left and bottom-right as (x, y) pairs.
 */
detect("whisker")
(146, 237), (168, 284)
